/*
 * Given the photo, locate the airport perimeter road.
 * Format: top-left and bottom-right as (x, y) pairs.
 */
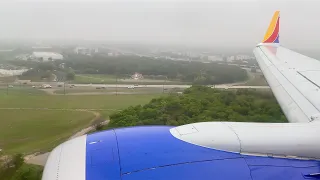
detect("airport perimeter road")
(67, 84), (270, 89)
(50, 83), (269, 89)
(3, 81), (270, 90)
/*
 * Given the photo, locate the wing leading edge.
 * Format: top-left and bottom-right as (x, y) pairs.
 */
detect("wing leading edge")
(253, 11), (320, 123)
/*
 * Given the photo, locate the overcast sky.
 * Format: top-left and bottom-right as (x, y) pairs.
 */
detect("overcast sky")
(0, 0), (319, 49)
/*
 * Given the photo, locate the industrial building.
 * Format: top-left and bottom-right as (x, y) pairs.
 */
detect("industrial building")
(31, 52), (64, 61)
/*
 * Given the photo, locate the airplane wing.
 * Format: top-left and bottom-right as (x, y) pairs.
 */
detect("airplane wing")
(42, 11), (320, 180)
(253, 11), (320, 123)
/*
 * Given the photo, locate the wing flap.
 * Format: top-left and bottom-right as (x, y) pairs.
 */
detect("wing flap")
(298, 71), (320, 88)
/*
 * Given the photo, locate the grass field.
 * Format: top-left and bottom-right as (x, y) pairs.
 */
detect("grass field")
(0, 110), (94, 154)
(0, 87), (46, 96)
(54, 87), (165, 94)
(0, 92), (161, 110)
(0, 76), (17, 83)
(73, 74), (187, 85)
(242, 73), (268, 86)
(73, 74), (117, 84)
(0, 88), (160, 154)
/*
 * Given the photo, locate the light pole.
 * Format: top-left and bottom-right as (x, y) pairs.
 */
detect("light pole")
(162, 82), (164, 93)
(162, 76), (168, 93)
(63, 81), (66, 95)
(116, 74), (118, 96)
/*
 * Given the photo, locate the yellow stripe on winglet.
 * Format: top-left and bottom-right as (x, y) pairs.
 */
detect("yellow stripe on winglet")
(263, 11), (280, 42)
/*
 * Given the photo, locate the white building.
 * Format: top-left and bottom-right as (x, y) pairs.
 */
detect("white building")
(74, 47), (98, 55)
(31, 52), (63, 61)
(74, 47), (90, 55)
(227, 56), (235, 61)
(0, 69), (28, 77)
(32, 46), (52, 50)
(208, 55), (223, 62)
(236, 55), (252, 60)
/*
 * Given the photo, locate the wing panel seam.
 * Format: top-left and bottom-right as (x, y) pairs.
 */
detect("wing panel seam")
(297, 71), (320, 89)
(260, 47), (320, 114)
(258, 47), (313, 122)
(113, 129), (123, 180)
(121, 157), (243, 176)
(222, 122), (242, 153)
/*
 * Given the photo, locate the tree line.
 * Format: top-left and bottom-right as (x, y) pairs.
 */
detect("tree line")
(107, 87), (286, 129)
(10, 54), (248, 85)
(0, 154), (42, 180)
(61, 55), (248, 85)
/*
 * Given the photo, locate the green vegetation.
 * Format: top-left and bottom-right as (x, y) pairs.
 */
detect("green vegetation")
(242, 73), (268, 86)
(0, 87), (46, 96)
(53, 87), (170, 95)
(0, 89), (160, 154)
(73, 74), (118, 84)
(107, 86), (286, 128)
(0, 76), (17, 83)
(19, 70), (54, 82)
(10, 164), (42, 180)
(72, 74), (184, 85)
(66, 71), (75, 81)
(0, 110), (95, 154)
(0, 93), (161, 111)
(11, 54), (248, 85)
(0, 154), (43, 180)
(63, 55), (247, 85)
(17, 62), (57, 81)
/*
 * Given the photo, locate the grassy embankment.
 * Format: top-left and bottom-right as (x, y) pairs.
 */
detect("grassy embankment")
(0, 88), (160, 154)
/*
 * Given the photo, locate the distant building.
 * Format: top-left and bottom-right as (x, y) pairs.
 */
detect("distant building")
(59, 63), (65, 69)
(32, 46), (52, 50)
(31, 52), (63, 61)
(74, 47), (98, 55)
(15, 54), (31, 61)
(227, 56), (235, 62)
(235, 55), (253, 60)
(186, 52), (200, 59)
(131, 72), (143, 80)
(208, 55), (223, 62)
(0, 69), (28, 77)
(74, 47), (90, 55)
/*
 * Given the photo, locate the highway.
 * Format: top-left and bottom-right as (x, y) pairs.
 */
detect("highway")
(65, 84), (269, 89)
(21, 82), (269, 89)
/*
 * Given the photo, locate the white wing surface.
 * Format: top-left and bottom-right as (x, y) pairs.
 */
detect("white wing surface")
(254, 45), (320, 123)
(253, 11), (320, 123)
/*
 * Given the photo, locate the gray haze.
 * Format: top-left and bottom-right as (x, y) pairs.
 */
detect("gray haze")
(0, 0), (319, 49)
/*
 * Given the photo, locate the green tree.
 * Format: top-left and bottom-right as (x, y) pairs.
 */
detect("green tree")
(105, 86), (287, 130)
(66, 71), (75, 80)
(12, 154), (24, 169)
(11, 165), (43, 180)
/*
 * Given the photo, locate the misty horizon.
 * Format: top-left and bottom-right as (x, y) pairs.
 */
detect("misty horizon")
(0, 0), (320, 50)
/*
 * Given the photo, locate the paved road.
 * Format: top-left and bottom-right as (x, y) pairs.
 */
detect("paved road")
(60, 84), (270, 89)
(38, 84), (270, 96)
(64, 84), (270, 90)
(34, 83), (269, 89)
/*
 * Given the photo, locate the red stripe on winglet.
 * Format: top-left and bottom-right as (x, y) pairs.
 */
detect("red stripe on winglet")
(263, 17), (280, 43)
